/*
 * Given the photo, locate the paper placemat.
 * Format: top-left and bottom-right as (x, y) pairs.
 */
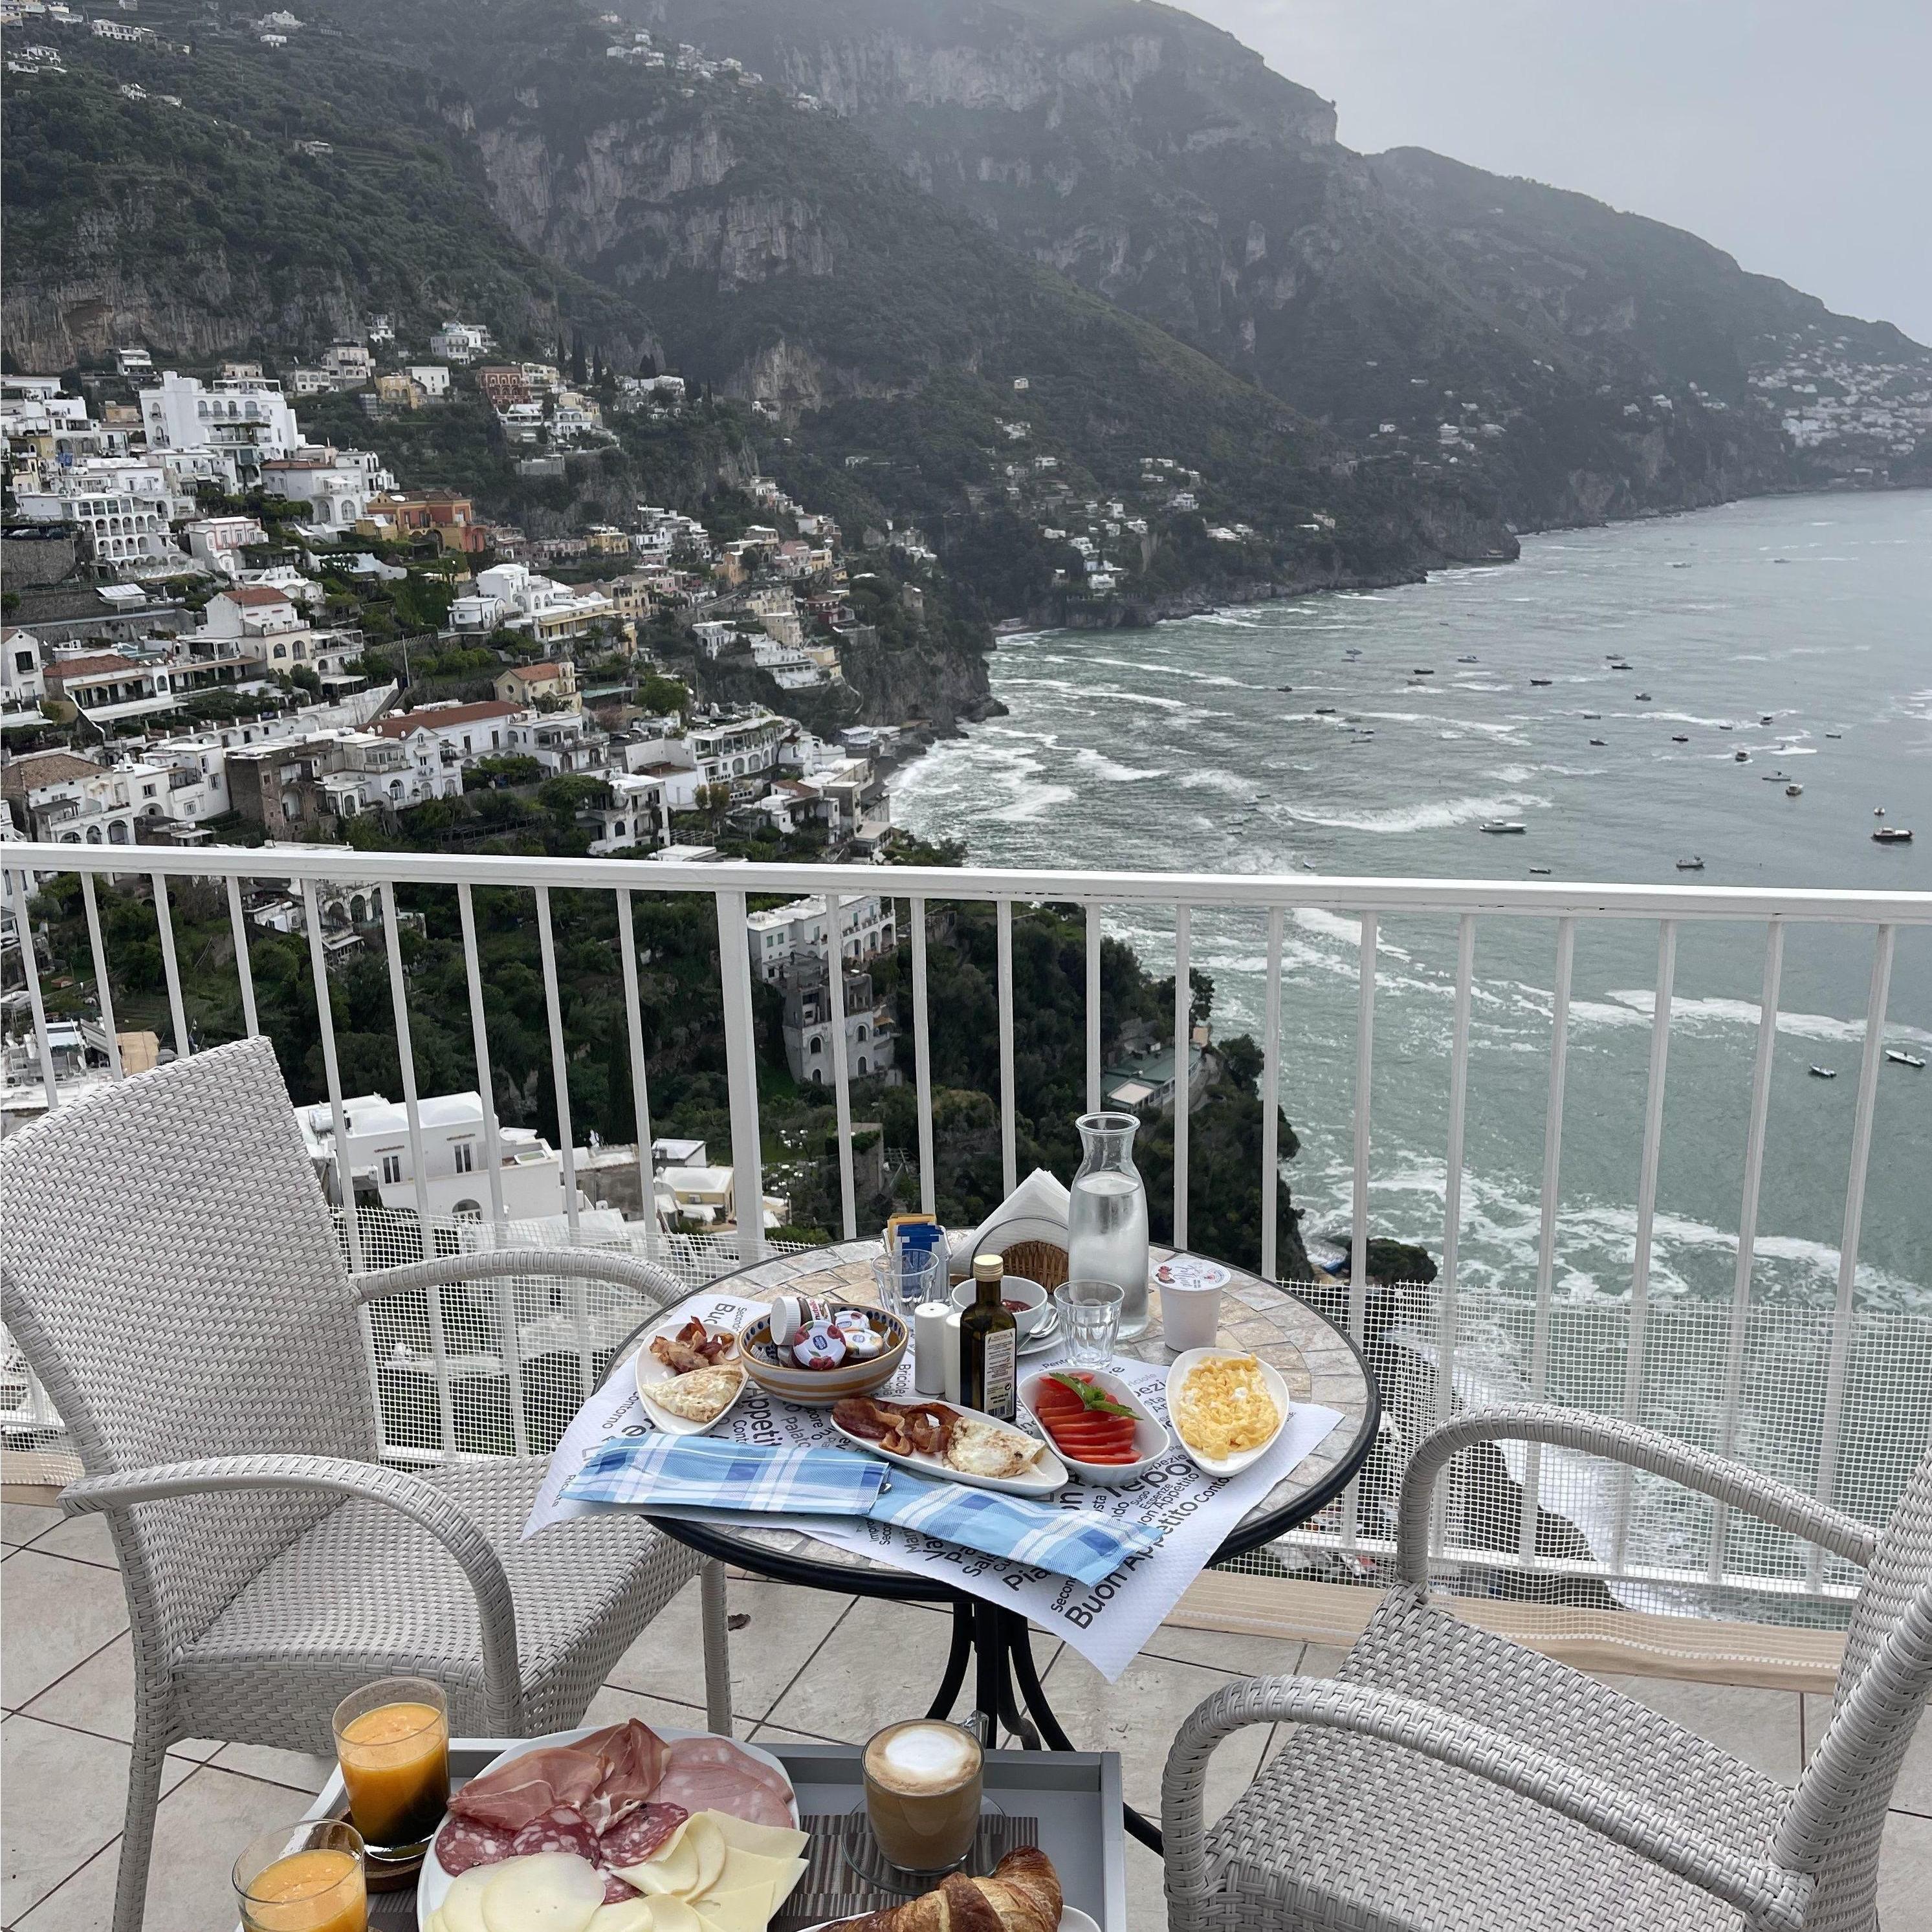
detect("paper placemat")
(528, 1293), (1345, 1681)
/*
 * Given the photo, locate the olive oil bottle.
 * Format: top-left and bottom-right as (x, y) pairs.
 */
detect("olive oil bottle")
(959, 1250), (1018, 1420)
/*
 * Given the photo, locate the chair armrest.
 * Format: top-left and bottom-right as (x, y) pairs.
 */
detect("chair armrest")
(351, 1246), (686, 1312)
(1162, 1675), (1810, 1932)
(61, 1453), (524, 1730)
(1394, 1403), (1878, 1584)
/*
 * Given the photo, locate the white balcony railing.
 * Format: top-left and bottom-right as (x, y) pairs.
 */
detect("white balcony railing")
(3, 842), (1929, 1623)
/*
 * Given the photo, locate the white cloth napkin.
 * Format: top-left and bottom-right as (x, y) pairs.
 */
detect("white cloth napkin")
(947, 1167), (1072, 1270)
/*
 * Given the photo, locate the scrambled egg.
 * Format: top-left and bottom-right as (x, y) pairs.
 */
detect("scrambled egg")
(1174, 1355), (1280, 1460)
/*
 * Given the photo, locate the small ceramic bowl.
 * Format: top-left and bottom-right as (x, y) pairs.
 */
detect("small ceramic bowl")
(737, 1307), (908, 1407)
(951, 1273), (1050, 1341)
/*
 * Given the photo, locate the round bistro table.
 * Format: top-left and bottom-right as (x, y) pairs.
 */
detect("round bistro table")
(641, 1239), (1379, 1852)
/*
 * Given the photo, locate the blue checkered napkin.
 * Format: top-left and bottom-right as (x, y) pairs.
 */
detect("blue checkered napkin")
(564, 1433), (889, 1515)
(867, 1470), (1163, 1585)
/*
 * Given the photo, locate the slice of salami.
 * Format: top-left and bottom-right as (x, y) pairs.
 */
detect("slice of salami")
(598, 1802), (688, 1869)
(434, 1816), (516, 1874)
(509, 1806), (601, 1863)
(604, 1872), (642, 1904)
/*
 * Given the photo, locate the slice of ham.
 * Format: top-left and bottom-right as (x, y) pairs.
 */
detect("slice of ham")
(598, 1803), (688, 1870)
(448, 1720), (668, 1834)
(650, 1737), (796, 1828)
(434, 1816), (516, 1874)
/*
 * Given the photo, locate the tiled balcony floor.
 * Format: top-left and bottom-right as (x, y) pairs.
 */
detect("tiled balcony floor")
(5, 1487), (1928, 1929)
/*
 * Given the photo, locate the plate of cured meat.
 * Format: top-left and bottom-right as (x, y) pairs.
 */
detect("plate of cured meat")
(634, 1312), (749, 1437)
(830, 1394), (1070, 1498)
(421, 1719), (804, 1931)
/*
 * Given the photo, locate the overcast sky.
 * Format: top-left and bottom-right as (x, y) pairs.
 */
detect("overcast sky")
(1198, 1), (1932, 345)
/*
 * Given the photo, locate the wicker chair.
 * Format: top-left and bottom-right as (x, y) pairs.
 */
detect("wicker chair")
(0, 1036), (728, 1932)
(1164, 1408), (1932, 1931)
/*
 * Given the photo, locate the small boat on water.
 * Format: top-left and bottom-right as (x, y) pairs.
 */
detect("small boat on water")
(1278, 684), (1294, 692)
(1810, 1066), (1838, 1080)
(1676, 857), (1705, 870)
(1481, 822), (1528, 835)
(1887, 1049), (1926, 1070)
(1458, 655), (1479, 663)
(1530, 677), (1553, 686)
(1734, 750), (1750, 762)
(1827, 731), (1843, 740)
(1414, 668), (1435, 676)
(1875, 806), (1886, 816)
(1530, 866), (1552, 875)
(1719, 723), (1735, 730)
(1589, 738), (1607, 747)
(1314, 705), (1337, 715)
(1762, 772), (1788, 782)
(1761, 715), (1775, 724)
(1634, 691), (1652, 701)
(1874, 827), (1914, 844)
(1671, 734), (1689, 743)
(1609, 659), (1634, 670)
(1583, 711), (1601, 719)
(1786, 784), (1804, 797)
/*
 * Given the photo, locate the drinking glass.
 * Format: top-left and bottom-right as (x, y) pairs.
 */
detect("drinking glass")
(861, 1718), (985, 1876)
(872, 1244), (945, 1321)
(331, 1678), (449, 1861)
(1055, 1280), (1125, 1367)
(234, 1819), (366, 1932)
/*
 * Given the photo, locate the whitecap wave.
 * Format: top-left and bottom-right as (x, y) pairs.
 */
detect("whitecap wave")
(1602, 991), (1932, 1048)
(1270, 791), (1552, 834)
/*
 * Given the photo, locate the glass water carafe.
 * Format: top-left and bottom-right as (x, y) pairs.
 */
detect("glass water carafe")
(1066, 1111), (1150, 1340)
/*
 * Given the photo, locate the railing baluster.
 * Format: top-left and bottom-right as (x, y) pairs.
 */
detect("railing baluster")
(8, 866), (60, 1112)
(1711, 919), (1784, 1584)
(715, 888), (766, 1266)
(456, 883), (509, 1237)
(910, 895), (936, 1218)
(1085, 903), (1103, 1114)
(302, 877), (363, 1272)
(225, 874), (259, 1038)
(534, 887), (582, 1255)
(382, 886), (456, 1460)
(826, 894), (857, 1241)
(80, 872), (124, 1079)
(1433, 913), (1477, 1559)
(1812, 923), (1896, 1584)
(1260, 906), (1285, 1282)
(1519, 916), (1576, 1569)
(1612, 918), (1677, 1573)
(1341, 911), (1378, 1551)
(150, 870), (188, 1059)
(615, 888), (661, 1264)
(996, 897), (1016, 1197)
(1172, 904), (1191, 1252)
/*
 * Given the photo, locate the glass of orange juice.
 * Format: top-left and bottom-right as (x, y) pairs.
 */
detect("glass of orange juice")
(234, 1820), (367, 1932)
(331, 1677), (450, 1863)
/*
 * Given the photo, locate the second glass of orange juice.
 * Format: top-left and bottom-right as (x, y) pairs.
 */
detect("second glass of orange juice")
(331, 1678), (450, 1861)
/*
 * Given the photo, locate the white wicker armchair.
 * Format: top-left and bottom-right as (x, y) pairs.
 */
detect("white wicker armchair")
(1163, 1407), (1932, 1932)
(0, 1036), (725, 1932)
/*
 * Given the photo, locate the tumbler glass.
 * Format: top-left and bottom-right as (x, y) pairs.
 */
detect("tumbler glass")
(1054, 1280), (1125, 1367)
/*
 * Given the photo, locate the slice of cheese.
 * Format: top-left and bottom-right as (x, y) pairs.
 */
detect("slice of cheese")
(588, 1900), (657, 1932)
(707, 1816), (807, 1863)
(481, 1853), (606, 1932)
(710, 1852), (807, 1909)
(440, 1865), (495, 1932)
(692, 1880), (775, 1932)
(646, 1897), (702, 1932)
(685, 1816), (727, 1897)
(623, 1829), (699, 1897)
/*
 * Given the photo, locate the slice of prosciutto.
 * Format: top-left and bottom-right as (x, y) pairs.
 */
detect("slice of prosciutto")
(650, 1737), (796, 1828)
(448, 1720), (668, 1834)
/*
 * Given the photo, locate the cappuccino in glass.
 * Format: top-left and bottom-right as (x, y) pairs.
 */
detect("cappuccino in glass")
(862, 1720), (984, 1873)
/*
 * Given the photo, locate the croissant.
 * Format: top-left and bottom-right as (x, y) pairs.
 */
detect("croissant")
(842, 1847), (1062, 1932)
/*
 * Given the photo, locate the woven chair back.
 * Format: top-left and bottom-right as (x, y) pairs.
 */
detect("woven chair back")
(0, 1035), (380, 1652)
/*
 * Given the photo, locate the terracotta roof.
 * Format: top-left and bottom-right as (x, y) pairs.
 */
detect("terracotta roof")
(45, 653), (142, 682)
(373, 701), (518, 738)
(1, 750), (102, 799)
(217, 584), (295, 606)
(507, 661), (568, 681)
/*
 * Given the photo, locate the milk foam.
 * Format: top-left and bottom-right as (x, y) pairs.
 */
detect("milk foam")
(869, 1723), (977, 1793)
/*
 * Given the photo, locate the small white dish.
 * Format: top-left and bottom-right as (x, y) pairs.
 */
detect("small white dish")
(416, 1724), (796, 1926)
(831, 1398), (1070, 1497)
(1164, 1347), (1292, 1477)
(950, 1273), (1051, 1341)
(633, 1310), (751, 1437)
(1020, 1365), (1171, 1487)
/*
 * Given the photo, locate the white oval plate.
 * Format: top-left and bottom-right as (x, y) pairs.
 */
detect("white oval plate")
(831, 1398), (1070, 1497)
(1020, 1365), (1172, 1488)
(1164, 1348), (1292, 1477)
(633, 1310), (751, 1438)
(417, 1724), (798, 1927)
